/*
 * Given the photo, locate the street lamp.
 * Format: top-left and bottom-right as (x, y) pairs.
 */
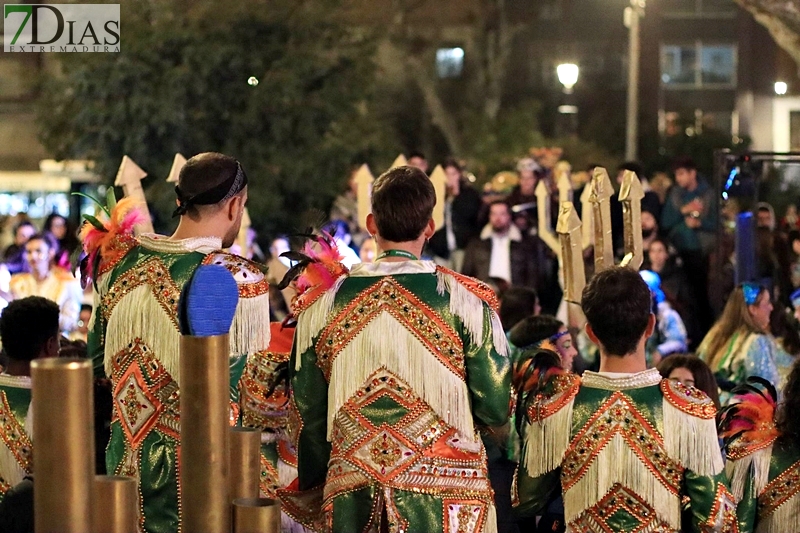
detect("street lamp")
(557, 63), (579, 94)
(775, 81), (788, 95)
(625, 0), (646, 161)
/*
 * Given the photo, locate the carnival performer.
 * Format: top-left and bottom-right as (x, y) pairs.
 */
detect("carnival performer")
(698, 283), (794, 402)
(86, 153), (271, 533)
(513, 267), (737, 532)
(0, 297), (60, 502)
(280, 166), (511, 532)
(719, 371), (800, 532)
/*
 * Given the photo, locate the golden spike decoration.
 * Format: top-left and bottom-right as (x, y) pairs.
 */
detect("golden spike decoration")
(619, 169), (645, 269)
(579, 183), (594, 251)
(165, 153), (187, 183)
(429, 164), (447, 230)
(114, 155), (154, 234)
(534, 179), (560, 256)
(589, 167), (614, 272)
(355, 164), (374, 231)
(389, 154), (408, 169)
(556, 202), (586, 305)
(236, 208), (252, 257)
(557, 170), (573, 204)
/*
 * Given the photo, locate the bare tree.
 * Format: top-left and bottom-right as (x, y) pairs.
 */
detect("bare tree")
(735, 0), (800, 69)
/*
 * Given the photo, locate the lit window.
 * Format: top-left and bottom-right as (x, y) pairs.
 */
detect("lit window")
(436, 47), (464, 79)
(660, 42), (736, 88)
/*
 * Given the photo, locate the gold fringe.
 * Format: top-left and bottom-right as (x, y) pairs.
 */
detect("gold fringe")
(230, 291), (271, 356)
(483, 504), (498, 533)
(104, 285), (181, 382)
(294, 275), (347, 371)
(563, 433), (681, 529)
(761, 492), (800, 533)
(278, 455), (297, 488)
(326, 312), (475, 443)
(436, 271), (508, 358)
(522, 399), (574, 477)
(662, 396), (724, 476)
(726, 445), (772, 502)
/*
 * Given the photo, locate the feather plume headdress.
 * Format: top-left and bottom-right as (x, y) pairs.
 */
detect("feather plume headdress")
(78, 189), (144, 287)
(719, 376), (779, 455)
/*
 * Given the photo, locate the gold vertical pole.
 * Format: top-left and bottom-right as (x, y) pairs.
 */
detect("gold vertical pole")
(229, 427), (261, 500)
(180, 335), (231, 533)
(534, 180), (561, 256)
(31, 358), (94, 533)
(355, 164), (375, 232)
(93, 476), (137, 533)
(619, 169), (645, 269)
(429, 164), (447, 230)
(232, 498), (280, 533)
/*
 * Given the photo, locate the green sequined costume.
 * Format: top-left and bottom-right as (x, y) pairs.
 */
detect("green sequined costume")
(0, 374), (32, 501)
(725, 425), (800, 532)
(88, 234), (271, 533)
(280, 260), (511, 533)
(513, 369), (738, 532)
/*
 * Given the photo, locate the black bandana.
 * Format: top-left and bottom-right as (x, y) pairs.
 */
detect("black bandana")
(172, 162), (248, 217)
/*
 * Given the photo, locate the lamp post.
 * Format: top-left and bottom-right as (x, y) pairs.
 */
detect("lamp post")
(625, 0), (645, 161)
(557, 63), (579, 136)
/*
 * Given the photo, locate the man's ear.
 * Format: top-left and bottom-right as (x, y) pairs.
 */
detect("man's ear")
(645, 313), (656, 338)
(365, 213), (377, 237)
(422, 218), (436, 240)
(585, 323), (599, 346)
(45, 335), (60, 358)
(227, 195), (244, 221)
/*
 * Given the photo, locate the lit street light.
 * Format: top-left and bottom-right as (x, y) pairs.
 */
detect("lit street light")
(775, 81), (788, 95)
(557, 63), (579, 94)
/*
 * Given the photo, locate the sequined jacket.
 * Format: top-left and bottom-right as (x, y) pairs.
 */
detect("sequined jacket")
(280, 260), (511, 533)
(0, 375), (32, 501)
(87, 234), (271, 533)
(726, 435), (800, 533)
(513, 369), (738, 532)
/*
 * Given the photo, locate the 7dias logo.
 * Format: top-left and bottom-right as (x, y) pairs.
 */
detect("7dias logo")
(4, 4), (119, 52)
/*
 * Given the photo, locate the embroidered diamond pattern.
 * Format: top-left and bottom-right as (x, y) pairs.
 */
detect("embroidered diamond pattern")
(114, 362), (162, 450)
(351, 427), (416, 481)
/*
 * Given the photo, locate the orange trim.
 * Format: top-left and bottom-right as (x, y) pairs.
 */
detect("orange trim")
(436, 266), (500, 312)
(661, 379), (717, 420)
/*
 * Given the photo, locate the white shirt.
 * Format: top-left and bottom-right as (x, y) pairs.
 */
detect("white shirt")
(488, 232), (512, 283)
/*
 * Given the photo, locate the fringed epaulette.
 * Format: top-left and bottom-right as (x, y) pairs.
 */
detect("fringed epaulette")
(202, 252), (271, 355)
(660, 379), (724, 477)
(79, 192), (144, 286)
(520, 370), (580, 477)
(435, 266), (499, 312)
(719, 376), (779, 501)
(435, 267), (507, 358)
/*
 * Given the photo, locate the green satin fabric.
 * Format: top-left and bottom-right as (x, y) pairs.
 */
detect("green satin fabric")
(290, 270), (511, 530)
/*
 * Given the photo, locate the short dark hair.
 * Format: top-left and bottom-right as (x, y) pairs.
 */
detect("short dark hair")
(408, 151), (426, 160)
(509, 315), (563, 350)
(178, 152), (246, 216)
(499, 287), (538, 332)
(581, 267), (652, 356)
(488, 200), (511, 214)
(26, 233), (58, 252)
(371, 166), (435, 242)
(0, 297), (59, 361)
(618, 161), (644, 179)
(443, 158), (462, 172)
(672, 156), (697, 173)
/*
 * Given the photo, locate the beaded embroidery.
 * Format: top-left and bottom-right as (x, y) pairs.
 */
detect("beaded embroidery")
(102, 257), (181, 327)
(758, 458), (800, 517)
(527, 373), (581, 423)
(435, 266), (500, 312)
(315, 278), (465, 380)
(702, 484), (738, 533)
(660, 378), (717, 420)
(570, 483), (675, 533)
(0, 391), (31, 475)
(239, 349), (289, 431)
(202, 252), (269, 298)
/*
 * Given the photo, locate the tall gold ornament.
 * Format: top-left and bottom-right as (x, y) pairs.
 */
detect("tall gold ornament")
(619, 169), (644, 269)
(114, 156), (154, 234)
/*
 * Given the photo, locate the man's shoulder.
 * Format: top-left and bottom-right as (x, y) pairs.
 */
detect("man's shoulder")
(659, 378), (717, 420)
(435, 265), (499, 311)
(527, 372), (581, 423)
(201, 251), (269, 299)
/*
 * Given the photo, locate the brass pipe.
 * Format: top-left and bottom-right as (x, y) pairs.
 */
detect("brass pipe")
(232, 498), (280, 533)
(93, 476), (137, 533)
(229, 427), (261, 500)
(31, 358), (94, 533)
(180, 334), (231, 533)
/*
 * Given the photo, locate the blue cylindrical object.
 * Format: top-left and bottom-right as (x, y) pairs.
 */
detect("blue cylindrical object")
(735, 212), (755, 285)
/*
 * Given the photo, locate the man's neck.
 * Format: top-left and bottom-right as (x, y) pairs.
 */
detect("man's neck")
(375, 238), (424, 262)
(598, 349), (647, 374)
(492, 226), (510, 238)
(170, 218), (224, 243)
(686, 180), (698, 192)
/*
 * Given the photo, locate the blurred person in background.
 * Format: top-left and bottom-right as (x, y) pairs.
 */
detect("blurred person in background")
(640, 270), (688, 367)
(9, 233), (82, 335)
(407, 151), (429, 174)
(2, 221), (35, 275)
(698, 283), (794, 402)
(499, 286), (540, 334)
(786, 230), (800, 291)
(427, 158), (482, 271)
(505, 157), (542, 233)
(43, 213), (78, 270)
(330, 165), (368, 249)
